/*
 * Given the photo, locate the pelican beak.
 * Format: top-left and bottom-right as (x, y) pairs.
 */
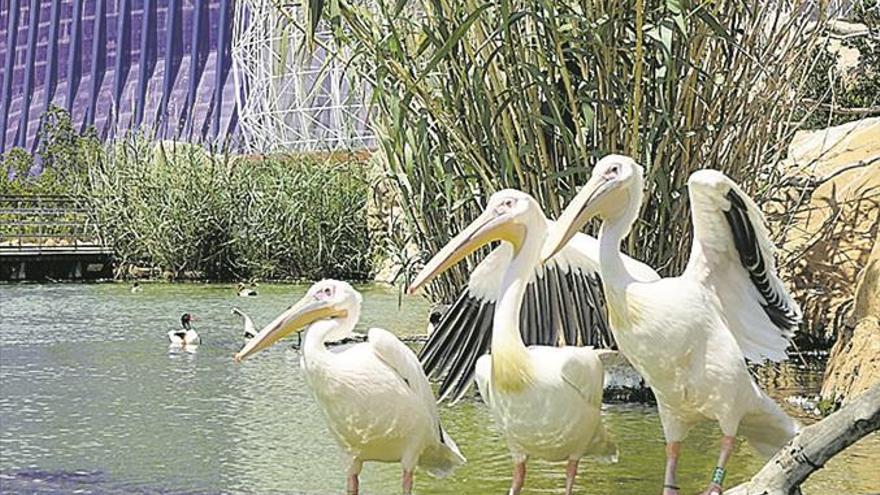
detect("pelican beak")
(233, 296), (346, 363)
(542, 174), (609, 262)
(408, 209), (524, 294)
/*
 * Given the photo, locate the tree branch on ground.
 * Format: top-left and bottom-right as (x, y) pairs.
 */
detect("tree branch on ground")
(726, 383), (880, 495)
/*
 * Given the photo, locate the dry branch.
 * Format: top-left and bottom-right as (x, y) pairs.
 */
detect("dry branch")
(726, 383), (880, 495)
(778, 156), (880, 189)
(800, 99), (880, 117)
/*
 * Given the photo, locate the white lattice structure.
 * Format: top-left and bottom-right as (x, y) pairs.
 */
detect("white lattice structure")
(231, 0), (375, 152)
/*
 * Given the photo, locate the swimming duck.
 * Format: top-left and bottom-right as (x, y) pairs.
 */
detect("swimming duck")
(237, 283), (258, 297)
(168, 313), (201, 346)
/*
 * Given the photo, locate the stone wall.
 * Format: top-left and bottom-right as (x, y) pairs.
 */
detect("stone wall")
(821, 237), (880, 405)
(770, 118), (880, 345)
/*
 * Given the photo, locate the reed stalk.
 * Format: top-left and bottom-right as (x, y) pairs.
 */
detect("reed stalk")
(290, 0), (832, 301)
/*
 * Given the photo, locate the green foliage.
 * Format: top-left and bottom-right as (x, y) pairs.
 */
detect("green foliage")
(1, 108), (103, 244)
(296, 0), (831, 301)
(1, 148), (35, 194)
(38, 105), (102, 187)
(817, 397), (839, 416)
(86, 138), (372, 280)
(1, 107), (372, 281)
(802, 2), (880, 128)
(0, 106), (99, 196)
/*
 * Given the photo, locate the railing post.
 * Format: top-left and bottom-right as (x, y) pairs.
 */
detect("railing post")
(38, 196), (43, 255)
(17, 196), (23, 249)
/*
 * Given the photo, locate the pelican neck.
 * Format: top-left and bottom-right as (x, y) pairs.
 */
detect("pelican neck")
(491, 222), (544, 354)
(303, 319), (343, 358)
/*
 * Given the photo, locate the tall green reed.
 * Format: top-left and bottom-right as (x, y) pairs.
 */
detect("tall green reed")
(86, 137), (372, 280)
(288, 0), (831, 302)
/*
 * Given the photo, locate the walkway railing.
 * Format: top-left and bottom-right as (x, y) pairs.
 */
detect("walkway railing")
(0, 195), (110, 255)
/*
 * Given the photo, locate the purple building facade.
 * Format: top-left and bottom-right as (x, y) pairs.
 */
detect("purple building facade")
(0, 0), (237, 154)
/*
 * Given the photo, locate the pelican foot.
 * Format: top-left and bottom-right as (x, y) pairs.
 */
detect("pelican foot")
(402, 469), (414, 495)
(564, 458), (579, 495)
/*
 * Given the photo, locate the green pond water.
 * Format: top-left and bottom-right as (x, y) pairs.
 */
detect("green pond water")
(0, 283), (877, 494)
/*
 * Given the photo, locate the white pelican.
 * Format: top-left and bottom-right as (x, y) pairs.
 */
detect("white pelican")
(231, 307), (257, 339)
(233, 280), (465, 495)
(543, 155), (801, 495)
(419, 203), (658, 402)
(168, 313), (201, 346)
(237, 283), (257, 297)
(409, 190), (618, 495)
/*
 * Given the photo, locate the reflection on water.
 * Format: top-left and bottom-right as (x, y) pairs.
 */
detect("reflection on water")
(1, 283), (877, 494)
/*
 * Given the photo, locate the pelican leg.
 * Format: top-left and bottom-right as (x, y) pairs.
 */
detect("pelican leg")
(346, 458), (362, 495)
(662, 441), (682, 495)
(702, 435), (735, 495)
(564, 458), (579, 495)
(509, 460), (526, 495)
(402, 469), (414, 495)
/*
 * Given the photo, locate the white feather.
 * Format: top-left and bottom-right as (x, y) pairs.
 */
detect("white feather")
(555, 157), (800, 463)
(298, 293), (464, 478)
(685, 170), (801, 362)
(167, 329), (200, 346)
(474, 345), (617, 463)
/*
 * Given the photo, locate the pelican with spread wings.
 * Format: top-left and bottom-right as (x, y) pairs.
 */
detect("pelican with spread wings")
(410, 190), (620, 495)
(543, 155), (800, 495)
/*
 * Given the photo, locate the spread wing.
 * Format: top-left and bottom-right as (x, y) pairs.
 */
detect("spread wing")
(369, 328), (442, 437)
(232, 307), (257, 339)
(684, 170), (802, 362)
(419, 221), (659, 403)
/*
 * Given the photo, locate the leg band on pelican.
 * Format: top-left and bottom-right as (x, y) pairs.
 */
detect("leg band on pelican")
(711, 466), (726, 485)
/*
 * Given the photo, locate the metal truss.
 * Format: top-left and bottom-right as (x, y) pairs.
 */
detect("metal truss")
(231, 0), (375, 153)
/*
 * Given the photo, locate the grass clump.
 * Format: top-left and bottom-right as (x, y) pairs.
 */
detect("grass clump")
(87, 138), (372, 280)
(2, 110), (372, 281)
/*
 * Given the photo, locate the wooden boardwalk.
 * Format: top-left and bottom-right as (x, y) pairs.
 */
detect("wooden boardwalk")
(0, 195), (114, 280)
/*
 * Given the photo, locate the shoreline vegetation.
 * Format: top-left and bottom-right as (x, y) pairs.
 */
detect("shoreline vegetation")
(1, 110), (373, 282)
(90, 140), (373, 282)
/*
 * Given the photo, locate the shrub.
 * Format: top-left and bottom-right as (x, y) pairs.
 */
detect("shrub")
(86, 138), (372, 280)
(800, 1), (880, 128)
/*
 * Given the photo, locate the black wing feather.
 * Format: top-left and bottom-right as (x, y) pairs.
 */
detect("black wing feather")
(420, 293), (477, 378)
(418, 259), (615, 402)
(443, 304), (494, 402)
(724, 190), (799, 331)
(437, 302), (492, 400)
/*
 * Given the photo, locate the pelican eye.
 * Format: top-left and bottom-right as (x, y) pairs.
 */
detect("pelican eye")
(603, 165), (620, 180)
(499, 198), (516, 212)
